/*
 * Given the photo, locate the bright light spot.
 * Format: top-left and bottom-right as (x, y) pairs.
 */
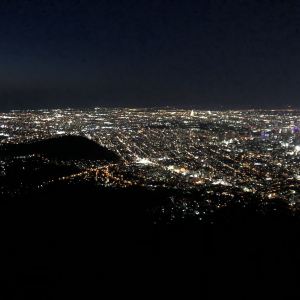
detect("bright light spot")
(135, 158), (154, 165)
(212, 179), (232, 186)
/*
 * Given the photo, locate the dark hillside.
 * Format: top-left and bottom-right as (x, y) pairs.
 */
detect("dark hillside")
(0, 137), (299, 297)
(0, 180), (299, 298)
(0, 136), (120, 161)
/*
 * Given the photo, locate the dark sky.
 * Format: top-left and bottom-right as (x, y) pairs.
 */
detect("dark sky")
(1, 0), (300, 110)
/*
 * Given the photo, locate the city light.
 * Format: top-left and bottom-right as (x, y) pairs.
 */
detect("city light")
(0, 108), (300, 209)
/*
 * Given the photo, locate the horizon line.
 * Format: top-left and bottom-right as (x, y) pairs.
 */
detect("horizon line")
(2, 105), (300, 113)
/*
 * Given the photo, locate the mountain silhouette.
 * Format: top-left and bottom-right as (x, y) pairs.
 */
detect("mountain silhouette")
(0, 135), (120, 161)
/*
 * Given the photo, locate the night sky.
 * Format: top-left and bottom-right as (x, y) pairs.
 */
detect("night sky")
(1, 0), (300, 110)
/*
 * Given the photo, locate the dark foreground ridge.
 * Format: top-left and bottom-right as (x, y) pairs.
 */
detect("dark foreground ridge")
(0, 135), (120, 161)
(1, 181), (299, 298)
(0, 137), (299, 298)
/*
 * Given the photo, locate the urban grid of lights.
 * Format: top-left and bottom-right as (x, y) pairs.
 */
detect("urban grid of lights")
(0, 108), (300, 209)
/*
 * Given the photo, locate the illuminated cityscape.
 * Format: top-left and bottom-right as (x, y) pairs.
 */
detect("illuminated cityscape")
(1, 108), (300, 216)
(2, 1), (300, 296)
